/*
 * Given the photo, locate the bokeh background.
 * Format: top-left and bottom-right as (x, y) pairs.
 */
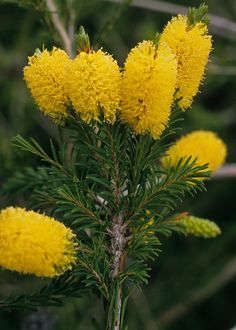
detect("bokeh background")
(0, 0), (236, 329)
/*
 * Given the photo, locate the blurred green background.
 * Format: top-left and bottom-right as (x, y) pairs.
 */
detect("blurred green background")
(0, 0), (236, 329)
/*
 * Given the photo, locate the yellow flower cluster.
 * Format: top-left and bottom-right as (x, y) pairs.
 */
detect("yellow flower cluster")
(24, 48), (121, 125)
(0, 207), (77, 277)
(180, 216), (221, 238)
(120, 41), (177, 139)
(65, 50), (120, 124)
(24, 13), (212, 139)
(162, 130), (227, 172)
(160, 15), (212, 110)
(24, 48), (70, 124)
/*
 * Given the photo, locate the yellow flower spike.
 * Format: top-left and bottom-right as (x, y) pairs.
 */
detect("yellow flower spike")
(120, 40), (177, 139)
(162, 130), (227, 173)
(24, 48), (70, 124)
(65, 50), (121, 124)
(180, 216), (221, 238)
(0, 207), (77, 277)
(160, 15), (212, 110)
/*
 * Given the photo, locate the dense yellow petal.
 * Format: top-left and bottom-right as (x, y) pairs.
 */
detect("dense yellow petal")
(162, 130), (227, 172)
(160, 15), (212, 110)
(65, 50), (121, 124)
(120, 40), (177, 139)
(180, 216), (221, 238)
(24, 48), (70, 123)
(0, 207), (77, 277)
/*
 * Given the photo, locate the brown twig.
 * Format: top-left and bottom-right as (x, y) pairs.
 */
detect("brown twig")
(45, 0), (73, 56)
(213, 164), (236, 178)
(209, 65), (236, 76)
(156, 256), (236, 327)
(105, 0), (236, 38)
(67, 0), (76, 44)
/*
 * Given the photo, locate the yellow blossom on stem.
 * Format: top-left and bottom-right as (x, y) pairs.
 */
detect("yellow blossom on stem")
(65, 50), (121, 124)
(120, 40), (177, 139)
(162, 130), (227, 173)
(24, 48), (70, 124)
(0, 207), (77, 277)
(180, 216), (221, 238)
(160, 15), (212, 110)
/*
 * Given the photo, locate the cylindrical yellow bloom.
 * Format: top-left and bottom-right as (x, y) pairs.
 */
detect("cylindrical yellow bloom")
(160, 15), (212, 110)
(24, 48), (70, 123)
(120, 40), (177, 139)
(0, 207), (77, 277)
(180, 216), (221, 238)
(65, 50), (121, 124)
(162, 130), (227, 172)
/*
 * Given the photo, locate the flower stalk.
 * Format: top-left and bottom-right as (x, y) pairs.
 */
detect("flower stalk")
(107, 125), (126, 330)
(107, 214), (126, 330)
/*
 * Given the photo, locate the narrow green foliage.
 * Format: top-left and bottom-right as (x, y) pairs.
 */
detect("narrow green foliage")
(128, 156), (210, 222)
(126, 109), (183, 199)
(1, 0), (44, 11)
(0, 272), (86, 311)
(120, 260), (150, 288)
(188, 3), (209, 26)
(75, 239), (110, 301)
(3, 166), (50, 194)
(127, 229), (161, 261)
(3, 95), (213, 320)
(56, 185), (103, 228)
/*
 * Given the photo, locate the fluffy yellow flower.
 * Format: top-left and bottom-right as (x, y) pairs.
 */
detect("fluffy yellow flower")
(0, 207), (77, 277)
(180, 216), (221, 238)
(162, 130), (227, 172)
(24, 48), (70, 123)
(160, 15), (212, 110)
(120, 40), (177, 139)
(65, 50), (121, 124)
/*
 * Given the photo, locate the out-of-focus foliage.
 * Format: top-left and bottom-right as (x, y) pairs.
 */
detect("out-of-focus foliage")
(0, 0), (236, 329)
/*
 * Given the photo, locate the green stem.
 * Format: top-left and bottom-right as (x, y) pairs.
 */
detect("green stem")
(106, 216), (125, 330)
(113, 283), (123, 330)
(106, 281), (123, 330)
(106, 124), (126, 330)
